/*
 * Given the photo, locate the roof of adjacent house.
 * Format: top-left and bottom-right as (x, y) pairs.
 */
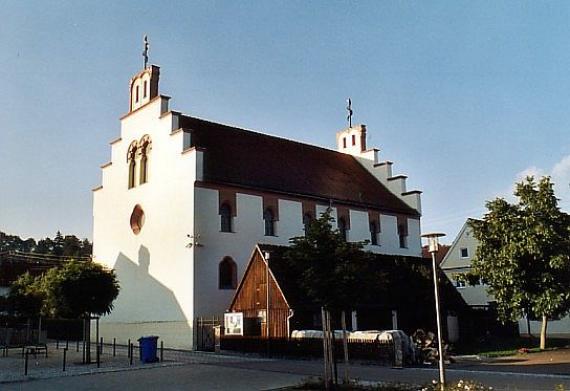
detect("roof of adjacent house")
(250, 244), (466, 310)
(179, 115), (419, 216)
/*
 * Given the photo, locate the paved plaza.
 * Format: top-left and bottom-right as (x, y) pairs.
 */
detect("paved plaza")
(2, 343), (570, 390)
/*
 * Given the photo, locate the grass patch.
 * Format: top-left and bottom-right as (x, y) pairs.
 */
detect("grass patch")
(452, 336), (570, 356)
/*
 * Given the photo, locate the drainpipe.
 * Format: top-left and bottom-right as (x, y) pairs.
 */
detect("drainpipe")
(287, 309), (295, 338)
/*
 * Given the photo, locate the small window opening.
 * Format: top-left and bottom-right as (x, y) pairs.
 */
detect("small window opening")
(143, 80), (148, 98)
(338, 217), (348, 241)
(219, 257), (237, 289)
(303, 213), (313, 236)
(136, 86), (140, 103)
(264, 208), (275, 236)
(370, 221), (379, 245)
(220, 203), (233, 233)
(460, 248), (469, 258)
(398, 225), (408, 248)
(351, 134), (356, 146)
(342, 137), (347, 148)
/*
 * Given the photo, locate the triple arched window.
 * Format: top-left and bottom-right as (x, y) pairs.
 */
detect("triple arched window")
(219, 257), (237, 289)
(126, 135), (152, 189)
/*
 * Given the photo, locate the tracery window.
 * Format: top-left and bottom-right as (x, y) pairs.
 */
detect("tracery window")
(127, 141), (138, 189)
(138, 135), (152, 185)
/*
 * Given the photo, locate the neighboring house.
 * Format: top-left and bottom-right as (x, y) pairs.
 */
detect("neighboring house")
(228, 244), (468, 339)
(439, 220), (492, 307)
(421, 244), (450, 265)
(441, 219), (570, 338)
(92, 63), (424, 349)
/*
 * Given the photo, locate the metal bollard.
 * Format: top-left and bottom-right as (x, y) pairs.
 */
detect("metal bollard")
(100, 337), (103, 356)
(97, 345), (100, 368)
(66, 340), (69, 349)
(113, 338), (116, 357)
(127, 339), (131, 358)
(129, 343), (133, 366)
(63, 348), (68, 372)
(160, 340), (164, 362)
(24, 350), (29, 376)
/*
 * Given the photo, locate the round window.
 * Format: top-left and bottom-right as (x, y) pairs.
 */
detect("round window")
(130, 204), (145, 235)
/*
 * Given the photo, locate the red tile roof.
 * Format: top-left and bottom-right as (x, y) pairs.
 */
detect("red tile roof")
(179, 115), (419, 216)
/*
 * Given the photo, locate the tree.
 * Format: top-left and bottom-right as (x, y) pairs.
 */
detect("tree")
(469, 176), (570, 349)
(39, 261), (120, 319)
(5, 273), (44, 318)
(284, 209), (380, 386)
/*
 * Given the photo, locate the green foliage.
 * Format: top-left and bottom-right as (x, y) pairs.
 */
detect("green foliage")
(40, 261), (120, 318)
(284, 210), (382, 310)
(4, 272), (45, 317)
(469, 176), (570, 324)
(5, 261), (120, 319)
(0, 230), (92, 258)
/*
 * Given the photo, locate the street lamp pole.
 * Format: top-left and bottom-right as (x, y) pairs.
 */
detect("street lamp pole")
(421, 232), (446, 391)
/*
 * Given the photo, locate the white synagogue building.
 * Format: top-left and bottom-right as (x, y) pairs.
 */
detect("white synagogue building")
(93, 64), (423, 349)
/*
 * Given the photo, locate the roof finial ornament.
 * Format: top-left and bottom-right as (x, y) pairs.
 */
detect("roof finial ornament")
(346, 98), (353, 128)
(142, 35), (149, 69)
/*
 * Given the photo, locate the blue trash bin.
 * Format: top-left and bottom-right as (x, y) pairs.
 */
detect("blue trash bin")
(138, 336), (159, 363)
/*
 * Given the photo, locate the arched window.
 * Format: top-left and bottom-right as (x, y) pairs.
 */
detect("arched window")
(139, 155), (148, 184)
(219, 257), (237, 289)
(369, 221), (379, 245)
(143, 80), (148, 98)
(264, 208), (275, 236)
(127, 141), (138, 189)
(303, 213), (313, 235)
(338, 217), (347, 241)
(136, 85), (140, 102)
(128, 160), (136, 189)
(220, 203), (232, 232)
(138, 135), (151, 185)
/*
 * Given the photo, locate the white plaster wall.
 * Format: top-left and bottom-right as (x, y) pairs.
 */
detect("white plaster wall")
(194, 191), (423, 319)
(519, 315), (570, 338)
(93, 98), (197, 349)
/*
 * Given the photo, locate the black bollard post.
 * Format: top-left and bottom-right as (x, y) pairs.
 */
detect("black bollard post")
(127, 339), (131, 358)
(24, 350), (29, 376)
(66, 340), (69, 349)
(97, 344), (100, 368)
(63, 348), (67, 372)
(113, 338), (116, 357)
(160, 340), (164, 362)
(129, 343), (133, 366)
(100, 337), (103, 356)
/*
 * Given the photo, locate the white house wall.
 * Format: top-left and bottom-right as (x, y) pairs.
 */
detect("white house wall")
(93, 98), (197, 349)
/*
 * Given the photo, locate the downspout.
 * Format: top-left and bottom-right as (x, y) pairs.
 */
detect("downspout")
(287, 309), (295, 338)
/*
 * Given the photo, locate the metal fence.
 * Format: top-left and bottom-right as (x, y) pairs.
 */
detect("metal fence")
(220, 336), (395, 364)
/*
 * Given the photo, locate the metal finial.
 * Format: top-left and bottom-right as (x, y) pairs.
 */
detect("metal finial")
(346, 98), (353, 128)
(142, 35), (149, 68)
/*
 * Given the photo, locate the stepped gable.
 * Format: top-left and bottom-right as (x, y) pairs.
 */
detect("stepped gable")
(179, 115), (419, 216)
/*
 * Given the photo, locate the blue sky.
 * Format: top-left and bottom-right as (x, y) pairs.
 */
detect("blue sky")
(2, 1), (570, 243)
